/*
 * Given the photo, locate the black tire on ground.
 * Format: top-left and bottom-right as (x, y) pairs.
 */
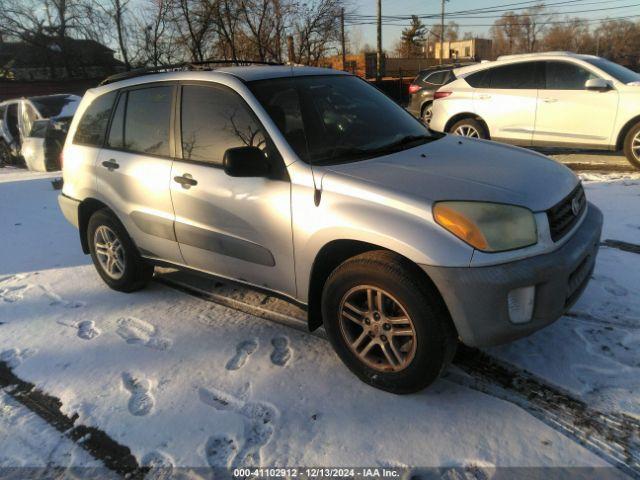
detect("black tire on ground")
(321, 250), (458, 394)
(87, 209), (154, 292)
(448, 118), (489, 139)
(623, 122), (640, 170)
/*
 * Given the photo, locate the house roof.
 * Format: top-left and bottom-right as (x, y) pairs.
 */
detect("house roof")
(0, 37), (123, 68)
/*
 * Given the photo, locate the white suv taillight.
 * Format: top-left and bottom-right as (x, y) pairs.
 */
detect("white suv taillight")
(434, 91), (452, 100)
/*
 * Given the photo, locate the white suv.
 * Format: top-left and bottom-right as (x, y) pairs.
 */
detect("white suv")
(429, 52), (640, 169)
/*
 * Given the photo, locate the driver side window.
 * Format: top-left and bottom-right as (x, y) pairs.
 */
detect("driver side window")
(544, 61), (598, 90)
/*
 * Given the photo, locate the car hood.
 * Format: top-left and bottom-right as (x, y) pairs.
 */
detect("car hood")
(324, 135), (579, 212)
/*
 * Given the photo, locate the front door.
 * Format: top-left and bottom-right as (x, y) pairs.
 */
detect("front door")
(96, 84), (182, 263)
(170, 83), (296, 296)
(533, 61), (619, 147)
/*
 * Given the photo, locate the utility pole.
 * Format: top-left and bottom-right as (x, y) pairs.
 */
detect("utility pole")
(376, 0), (382, 82)
(340, 7), (346, 71)
(287, 35), (295, 64)
(440, 0), (445, 64)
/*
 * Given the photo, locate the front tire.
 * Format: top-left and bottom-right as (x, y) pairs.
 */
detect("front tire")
(87, 209), (154, 292)
(321, 251), (457, 394)
(623, 122), (640, 170)
(449, 118), (488, 139)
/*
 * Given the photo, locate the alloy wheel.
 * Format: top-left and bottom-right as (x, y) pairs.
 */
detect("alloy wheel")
(94, 225), (125, 280)
(633, 130), (640, 161)
(338, 285), (417, 373)
(453, 125), (480, 138)
(422, 105), (433, 125)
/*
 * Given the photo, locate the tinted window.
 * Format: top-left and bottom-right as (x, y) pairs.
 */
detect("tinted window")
(107, 92), (125, 148)
(424, 70), (448, 85)
(30, 95), (78, 118)
(73, 91), (116, 146)
(250, 75), (435, 165)
(465, 69), (490, 88)
(122, 86), (172, 156)
(489, 62), (539, 89)
(544, 61), (598, 90)
(582, 57), (640, 84)
(180, 85), (267, 165)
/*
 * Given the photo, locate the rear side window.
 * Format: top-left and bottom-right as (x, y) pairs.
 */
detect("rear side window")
(424, 70), (448, 85)
(73, 91), (117, 146)
(120, 86), (173, 156)
(180, 84), (266, 166)
(488, 62), (539, 89)
(465, 62), (540, 89)
(544, 61), (598, 90)
(465, 69), (490, 88)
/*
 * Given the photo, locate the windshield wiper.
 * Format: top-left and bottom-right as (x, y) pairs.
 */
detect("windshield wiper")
(366, 134), (434, 155)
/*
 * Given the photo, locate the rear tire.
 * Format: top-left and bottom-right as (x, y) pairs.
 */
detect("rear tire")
(421, 102), (433, 126)
(623, 122), (640, 170)
(321, 250), (457, 394)
(449, 118), (488, 139)
(87, 209), (154, 292)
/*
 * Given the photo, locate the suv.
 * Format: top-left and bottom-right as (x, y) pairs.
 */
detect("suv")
(406, 63), (473, 125)
(59, 64), (602, 393)
(429, 52), (640, 169)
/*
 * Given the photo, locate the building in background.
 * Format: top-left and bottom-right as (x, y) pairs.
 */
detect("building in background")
(428, 38), (492, 61)
(0, 37), (124, 81)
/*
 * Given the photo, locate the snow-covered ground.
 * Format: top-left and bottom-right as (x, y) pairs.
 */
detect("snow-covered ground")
(0, 166), (638, 475)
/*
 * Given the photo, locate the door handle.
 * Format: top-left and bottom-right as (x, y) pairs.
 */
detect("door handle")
(478, 94), (491, 100)
(542, 98), (558, 103)
(174, 173), (198, 189)
(101, 159), (119, 170)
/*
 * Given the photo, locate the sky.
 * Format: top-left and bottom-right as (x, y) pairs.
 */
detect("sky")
(348, 0), (640, 51)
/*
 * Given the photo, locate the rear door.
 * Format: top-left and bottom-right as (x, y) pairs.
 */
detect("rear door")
(96, 84), (182, 263)
(471, 61), (541, 145)
(170, 83), (295, 295)
(533, 61), (619, 147)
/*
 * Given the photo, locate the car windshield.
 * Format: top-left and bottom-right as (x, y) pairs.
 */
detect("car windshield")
(249, 75), (438, 165)
(583, 57), (640, 84)
(29, 94), (79, 118)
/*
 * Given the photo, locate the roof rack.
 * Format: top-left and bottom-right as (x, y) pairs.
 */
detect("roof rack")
(496, 51), (579, 61)
(99, 59), (285, 86)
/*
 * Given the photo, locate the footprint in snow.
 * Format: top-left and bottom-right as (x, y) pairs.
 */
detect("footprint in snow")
(0, 348), (34, 368)
(116, 317), (172, 351)
(226, 340), (258, 371)
(205, 435), (238, 468)
(77, 320), (101, 340)
(40, 284), (85, 308)
(142, 450), (174, 480)
(199, 385), (277, 469)
(270, 336), (292, 367)
(0, 284), (30, 303)
(122, 372), (155, 416)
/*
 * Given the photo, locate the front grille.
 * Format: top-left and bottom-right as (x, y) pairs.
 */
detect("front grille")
(547, 183), (586, 242)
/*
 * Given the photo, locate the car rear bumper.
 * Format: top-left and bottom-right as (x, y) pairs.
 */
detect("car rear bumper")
(421, 203), (603, 347)
(58, 193), (80, 228)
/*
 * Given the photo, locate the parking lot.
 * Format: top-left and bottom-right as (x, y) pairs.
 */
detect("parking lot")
(0, 153), (638, 478)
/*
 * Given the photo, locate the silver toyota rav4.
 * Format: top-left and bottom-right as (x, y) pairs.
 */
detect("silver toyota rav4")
(59, 64), (603, 393)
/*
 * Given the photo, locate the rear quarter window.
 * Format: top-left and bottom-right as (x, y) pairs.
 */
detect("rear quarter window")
(465, 69), (490, 88)
(73, 91), (117, 146)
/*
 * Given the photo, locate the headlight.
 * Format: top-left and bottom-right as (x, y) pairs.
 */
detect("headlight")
(433, 201), (537, 252)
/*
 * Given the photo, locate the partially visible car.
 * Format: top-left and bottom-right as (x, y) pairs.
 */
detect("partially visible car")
(0, 94), (80, 169)
(429, 52), (640, 169)
(406, 63), (474, 125)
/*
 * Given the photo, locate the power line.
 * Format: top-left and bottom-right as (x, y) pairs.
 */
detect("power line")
(344, 13), (640, 27)
(344, 0), (630, 20)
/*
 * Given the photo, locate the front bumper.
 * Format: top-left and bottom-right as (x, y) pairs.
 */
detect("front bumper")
(422, 203), (603, 347)
(58, 193), (80, 228)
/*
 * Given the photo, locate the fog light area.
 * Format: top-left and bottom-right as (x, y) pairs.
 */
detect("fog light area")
(507, 286), (536, 324)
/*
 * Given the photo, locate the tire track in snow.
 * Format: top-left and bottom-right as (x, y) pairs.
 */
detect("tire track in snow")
(156, 271), (640, 478)
(0, 360), (145, 478)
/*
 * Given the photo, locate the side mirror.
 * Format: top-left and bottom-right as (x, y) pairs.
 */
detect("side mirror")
(223, 146), (270, 177)
(585, 78), (612, 91)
